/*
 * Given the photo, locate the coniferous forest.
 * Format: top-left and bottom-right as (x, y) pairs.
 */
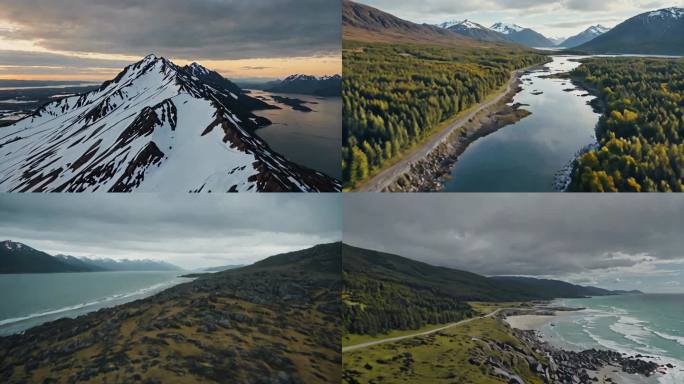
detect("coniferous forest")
(568, 57), (684, 192)
(341, 41), (547, 189)
(342, 273), (474, 336)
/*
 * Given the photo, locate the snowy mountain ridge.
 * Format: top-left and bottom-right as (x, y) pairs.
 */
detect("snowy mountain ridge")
(490, 22), (524, 34)
(0, 55), (340, 192)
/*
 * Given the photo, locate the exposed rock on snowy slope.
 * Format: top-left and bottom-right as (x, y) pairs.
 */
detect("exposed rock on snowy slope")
(490, 22), (555, 47)
(440, 20), (509, 43)
(0, 55), (340, 192)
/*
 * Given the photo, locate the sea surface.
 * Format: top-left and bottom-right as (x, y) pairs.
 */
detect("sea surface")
(249, 90), (342, 180)
(542, 294), (684, 383)
(0, 271), (191, 336)
(443, 55), (600, 192)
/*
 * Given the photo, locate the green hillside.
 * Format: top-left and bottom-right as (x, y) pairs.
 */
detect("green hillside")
(342, 244), (623, 336)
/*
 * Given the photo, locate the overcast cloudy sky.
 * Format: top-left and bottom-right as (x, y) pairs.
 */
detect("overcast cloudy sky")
(358, 0), (684, 39)
(0, 195), (341, 270)
(344, 194), (684, 294)
(0, 0), (341, 80)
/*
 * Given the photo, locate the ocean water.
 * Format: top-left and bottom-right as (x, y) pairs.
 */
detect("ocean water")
(542, 294), (684, 383)
(249, 90), (342, 180)
(0, 271), (191, 336)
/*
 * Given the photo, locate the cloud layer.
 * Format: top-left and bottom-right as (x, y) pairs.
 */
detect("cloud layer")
(0, 195), (341, 269)
(344, 194), (684, 292)
(0, 0), (341, 60)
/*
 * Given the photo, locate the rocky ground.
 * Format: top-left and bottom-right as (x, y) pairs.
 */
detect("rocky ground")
(0, 243), (342, 384)
(489, 308), (669, 383)
(507, 328), (664, 383)
(385, 79), (531, 192)
(343, 305), (670, 384)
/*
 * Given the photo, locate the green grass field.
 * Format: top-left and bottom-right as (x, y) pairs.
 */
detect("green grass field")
(343, 316), (547, 384)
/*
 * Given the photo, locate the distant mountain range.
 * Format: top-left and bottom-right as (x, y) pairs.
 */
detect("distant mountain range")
(264, 74), (342, 97)
(0, 240), (182, 273)
(343, 244), (640, 302)
(0, 55), (340, 192)
(430, 6), (683, 54)
(560, 25), (610, 48)
(577, 7), (684, 55)
(490, 22), (555, 47)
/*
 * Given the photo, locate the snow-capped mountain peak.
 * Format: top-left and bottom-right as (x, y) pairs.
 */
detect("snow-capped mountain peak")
(0, 55), (339, 192)
(320, 74), (342, 81)
(648, 7), (684, 19)
(490, 22), (524, 34)
(438, 19), (488, 31)
(437, 20), (461, 29)
(2, 240), (26, 251)
(186, 62), (212, 77)
(283, 74), (318, 82)
(587, 24), (610, 34)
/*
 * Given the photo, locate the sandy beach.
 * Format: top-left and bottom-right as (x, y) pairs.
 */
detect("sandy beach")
(504, 310), (579, 330)
(506, 310), (661, 384)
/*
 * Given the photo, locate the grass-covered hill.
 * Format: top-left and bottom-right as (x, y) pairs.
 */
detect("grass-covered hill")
(0, 243), (342, 384)
(342, 244), (625, 335)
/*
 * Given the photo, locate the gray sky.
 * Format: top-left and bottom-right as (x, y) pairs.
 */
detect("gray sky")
(357, 0), (684, 38)
(0, 195), (341, 270)
(0, 0), (341, 80)
(344, 194), (684, 294)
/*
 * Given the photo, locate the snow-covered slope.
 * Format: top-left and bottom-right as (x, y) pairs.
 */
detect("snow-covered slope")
(440, 19), (509, 42)
(559, 25), (610, 48)
(0, 55), (340, 192)
(490, 22), (555, 47)
(490, 22), (524, 35)
(438, 20), (486, 30)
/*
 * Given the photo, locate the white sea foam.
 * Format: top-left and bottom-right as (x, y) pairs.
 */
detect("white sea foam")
(555, 304), (684, 384)
(609, 315), (652, 346)
(0, 279), (184, 328)
(652, 329), (684, 347)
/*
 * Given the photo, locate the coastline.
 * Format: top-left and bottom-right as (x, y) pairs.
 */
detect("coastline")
(382, 62), (548, 192)
(504, 307), (665, 384)
(0, 257), (342, 383)
(0, 271), (192, 336)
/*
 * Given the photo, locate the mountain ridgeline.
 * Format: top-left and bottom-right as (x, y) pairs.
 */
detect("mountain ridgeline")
(342, 244), (636, 335)
(0, 55), (340, 192)
(440, 20), (510, 43)
(559, 25), (610, 48)
(489, 22), (555, 47)
(0, 240), (181, 273)
(0, 243), (342, 383)
(577, 7), (684, 55)
(436, 6), (682, 53)
(265, 74), (342, 97)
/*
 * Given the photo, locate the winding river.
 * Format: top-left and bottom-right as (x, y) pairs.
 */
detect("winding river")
(442, 56), (600, 192)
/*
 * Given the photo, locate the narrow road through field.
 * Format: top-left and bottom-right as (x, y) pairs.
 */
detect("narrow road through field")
(357, 69), (524, 192)
(343, 308), (508, 352)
